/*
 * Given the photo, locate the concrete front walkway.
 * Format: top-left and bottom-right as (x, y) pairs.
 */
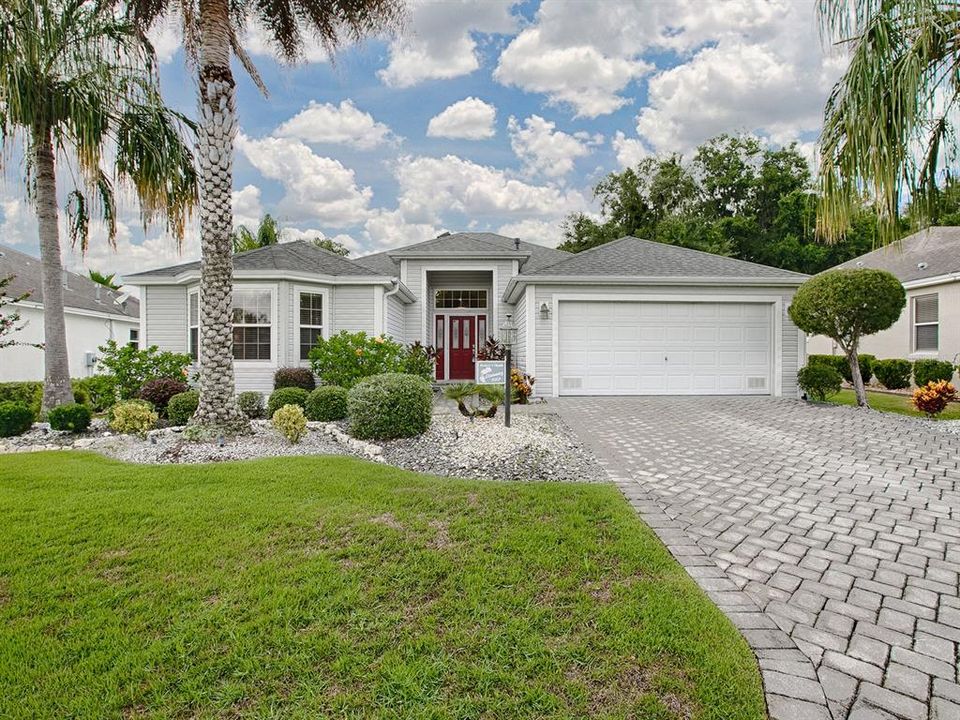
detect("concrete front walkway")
(554, 397), (960, 720)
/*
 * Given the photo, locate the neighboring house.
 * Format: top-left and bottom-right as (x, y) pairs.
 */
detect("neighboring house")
(125, 232), (809, 397)
(0, 244), (140, 382)
(807, 227), (960, 364)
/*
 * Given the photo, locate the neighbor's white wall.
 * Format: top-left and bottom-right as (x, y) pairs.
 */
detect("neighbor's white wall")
(530, 283), (801, 397)
(807, 281), (960, 365)
(0, 304), (138, 381)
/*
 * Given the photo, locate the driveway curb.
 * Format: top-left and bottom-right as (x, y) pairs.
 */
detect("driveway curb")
(612, 473), (833, 719)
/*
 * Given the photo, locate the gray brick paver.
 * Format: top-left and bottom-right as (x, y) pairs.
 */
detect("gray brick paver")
(555, 397), (960, 720)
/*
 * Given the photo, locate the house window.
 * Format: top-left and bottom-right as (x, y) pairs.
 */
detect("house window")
(913, 293), (939, 352)
(232, 289), (272, 361)
(188, 291), (199, 361)
(435, 289), (487, 309)
(299, 292), (324, 360)
(128, 328), (139, 349)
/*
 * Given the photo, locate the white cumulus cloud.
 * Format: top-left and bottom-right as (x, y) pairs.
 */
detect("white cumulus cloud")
(611, 131), (649, 168)
(427, 97), (497, 140)
(274, 100), (395, 149)
(508, 115), (598, 178)
(379, 0), (518, 87)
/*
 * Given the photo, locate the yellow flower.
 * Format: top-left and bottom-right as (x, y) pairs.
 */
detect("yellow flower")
(374, 336), (385, 344)
(355, 348), (363, 356)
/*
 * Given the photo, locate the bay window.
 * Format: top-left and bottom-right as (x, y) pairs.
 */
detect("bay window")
(299, 292), (324, 360)
(232, 289), (272, 361)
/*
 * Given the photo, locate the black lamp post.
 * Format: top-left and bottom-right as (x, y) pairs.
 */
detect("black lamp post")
(500, 314), (516, 427)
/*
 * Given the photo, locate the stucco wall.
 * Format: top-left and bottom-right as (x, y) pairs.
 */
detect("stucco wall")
(528, 283), (801, 398)
(0, 304), (138, 381)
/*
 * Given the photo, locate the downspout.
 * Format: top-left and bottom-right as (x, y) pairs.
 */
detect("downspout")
(383, 278), (402, 340)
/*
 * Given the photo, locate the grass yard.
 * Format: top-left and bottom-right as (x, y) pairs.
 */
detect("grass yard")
(0, 453), (763, 720)
(829, 388), (960, 419)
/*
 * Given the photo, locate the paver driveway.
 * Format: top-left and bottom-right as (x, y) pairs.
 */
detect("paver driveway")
(555, 397), (960, 720)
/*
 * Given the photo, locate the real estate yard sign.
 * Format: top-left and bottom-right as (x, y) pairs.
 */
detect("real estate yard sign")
(476, 360), (506, 385)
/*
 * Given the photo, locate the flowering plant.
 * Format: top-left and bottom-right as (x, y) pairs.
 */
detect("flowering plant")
(912, 380), (957, 418)
(308, 331), (406, 388)
(510, 368), (535, 403)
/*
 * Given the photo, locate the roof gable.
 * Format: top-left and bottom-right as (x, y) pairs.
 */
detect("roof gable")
(831, 226), (960, 282)
(523, 236), (809, 280)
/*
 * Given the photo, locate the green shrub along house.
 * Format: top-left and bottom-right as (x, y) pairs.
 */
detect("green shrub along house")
(126, 233), (810, 399)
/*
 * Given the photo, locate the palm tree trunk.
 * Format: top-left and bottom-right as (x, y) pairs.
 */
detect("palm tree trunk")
(34, 122), (73, 412)
(192, 0), (246, 431)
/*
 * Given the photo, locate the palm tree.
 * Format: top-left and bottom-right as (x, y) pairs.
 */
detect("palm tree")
(817, 0), (960, 245)
(125, 0), (403, 432)
(232, 213), (280, 253)
(88, 270), (122, 291)
(0, 0), (197, 411)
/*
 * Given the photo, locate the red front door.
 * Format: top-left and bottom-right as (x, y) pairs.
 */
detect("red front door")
(448, 315), (476, 380)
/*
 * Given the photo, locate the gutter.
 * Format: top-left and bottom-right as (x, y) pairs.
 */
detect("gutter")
(502, 274), (808, 304)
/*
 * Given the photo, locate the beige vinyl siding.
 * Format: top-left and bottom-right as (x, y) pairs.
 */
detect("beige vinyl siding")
(386, 294), (405, 342)
(144, 285), (187, 352)
(531, 283), (801, 397)
(332, 285), (376, 334)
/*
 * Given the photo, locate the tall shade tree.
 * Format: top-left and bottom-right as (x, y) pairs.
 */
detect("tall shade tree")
(0, 0), (197, 411)
(125, 0), (404, 432)
(817, 0), (960, 245)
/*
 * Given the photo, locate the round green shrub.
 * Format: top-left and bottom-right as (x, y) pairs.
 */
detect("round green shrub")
(267, 387), (309, 418)
(109, 399), (158, 437)
(808, 353), (874, 385)
(72, 375), (117, 412)
(48, 403), (92, 433)
(271, 404), (307, 444)
(305, 386), (349, 422)
(238, 391), (265, 419)
(167, 390), (199, 426)
(0, 401), (34, 437)
(873, 359), (912, 390)
(913, 359), (955, 387)
(347, 373), (432, 440)
(797, 364), (843, 402)
(273, 367), (316, 391)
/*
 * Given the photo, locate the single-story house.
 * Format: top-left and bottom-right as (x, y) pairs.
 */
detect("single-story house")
(125, 233), (809, 397)
(807, 227), (960, 363)
(0, 243), (140, 382)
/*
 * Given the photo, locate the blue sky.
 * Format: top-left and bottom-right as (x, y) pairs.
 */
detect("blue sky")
(0, 0), (843, 277)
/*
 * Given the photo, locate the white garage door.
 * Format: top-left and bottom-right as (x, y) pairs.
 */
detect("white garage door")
(558, 301), (773, 396)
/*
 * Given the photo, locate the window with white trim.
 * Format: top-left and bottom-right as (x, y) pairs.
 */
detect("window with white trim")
(299, 292), (324, 360)
(188, 291), (199, 361)
(232, 289), (272, 361)
(128, 328), (139, 349)
(913, 293), (939, 352)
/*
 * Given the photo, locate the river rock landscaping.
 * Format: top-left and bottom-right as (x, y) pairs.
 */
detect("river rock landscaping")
(0, 412), (606, 482)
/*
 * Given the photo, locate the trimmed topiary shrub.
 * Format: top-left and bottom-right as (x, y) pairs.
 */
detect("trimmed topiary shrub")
(305, 386), (348, 422)
(808, 353), (874, 385)
(348, 373), (432, 440)
(267, 387), (309, 418)
(271, 404), (307, 444)
(109, 399), (158, 437)
(48, 403), (92, 433)
(0, 401), (34, 437)
(913, 359), (955, 388)
(273, 367), (316, 391)
(238, 391), (265, 419)
(857, 354), (875, 385)
(139, 377), (190, 415)
(873, 359), (912, 390)
(797, 364), (843, 402)
(913, 380), (957, 418)
(167, 390), (199, 426)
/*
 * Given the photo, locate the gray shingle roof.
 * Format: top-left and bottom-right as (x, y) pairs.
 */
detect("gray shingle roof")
(830, 226), (960, 282)
(0, 244), (139, 318)
(353, 232), (571, 274)
(125, 240), (381, 279)
(522, 236), (809, 280)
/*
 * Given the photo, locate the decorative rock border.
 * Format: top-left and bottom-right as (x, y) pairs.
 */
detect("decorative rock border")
(612, 472), (832, 720)
(308, 421), (384, 462)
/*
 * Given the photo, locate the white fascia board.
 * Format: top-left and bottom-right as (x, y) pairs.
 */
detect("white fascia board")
(503, 275), (805, 303)
(387, 251), (531, 261)
(902, 273), (960, 290)
(126, 270), (397, 286)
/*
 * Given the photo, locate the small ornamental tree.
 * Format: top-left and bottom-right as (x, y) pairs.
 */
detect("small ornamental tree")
(789, 269), (905, 407)
(0, 275), (42, 350)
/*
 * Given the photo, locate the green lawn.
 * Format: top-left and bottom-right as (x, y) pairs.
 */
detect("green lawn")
(829, 388), (960, 419)
(0, 453), (763, 720)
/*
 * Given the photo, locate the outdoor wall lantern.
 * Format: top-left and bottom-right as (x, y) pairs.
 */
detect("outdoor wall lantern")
(500, 314), (517, 428)
(539, 302), (551, 320)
